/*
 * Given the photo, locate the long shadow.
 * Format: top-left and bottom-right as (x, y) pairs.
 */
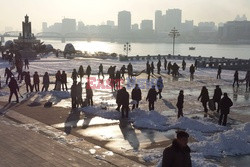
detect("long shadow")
(64, 109), (81, 135)
(144, 130), (155, 144)
(119, 119), (140, 151)
(162, 99), (176, 110)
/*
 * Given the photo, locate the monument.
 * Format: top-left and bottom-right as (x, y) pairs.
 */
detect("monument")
(13, 15), (41, 59)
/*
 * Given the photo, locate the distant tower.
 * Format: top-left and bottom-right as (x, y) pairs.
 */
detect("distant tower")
(22, 15), (32, 39)
(155, 10), (163, 33)
(118, 11), (131, 34)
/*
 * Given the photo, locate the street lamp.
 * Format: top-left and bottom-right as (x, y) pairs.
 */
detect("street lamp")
(124, 42), (131, 57)
(169, 27), (180, 56)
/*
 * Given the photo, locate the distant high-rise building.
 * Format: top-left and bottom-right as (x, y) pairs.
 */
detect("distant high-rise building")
(198, 22), (216, 32)
(78, 21), (85, 32)
(107, 20), (115, 27)
(131, 24), (139, 30)
(61, 18), (76, 34)
(164, 9), (182, 32)
(181, 20), (194, 32)
(140, 20), (153, 31)
(118, 11), (131, 33)
(155, 10), (163, 32)
(42, 22), (47, 32)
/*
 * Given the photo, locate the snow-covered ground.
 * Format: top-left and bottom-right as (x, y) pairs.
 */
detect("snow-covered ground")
(0, 55), (250, 167)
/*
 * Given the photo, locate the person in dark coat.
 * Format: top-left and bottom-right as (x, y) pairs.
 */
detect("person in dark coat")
(115, 70), (121, 90)
(76, 82), (83, 108)
(151, 62), (155, 75)
(120, 65), (126, 79)
(121, 87), (129, 118)
(217, 65), (222, 79)
(213, 85), (222, 113)
(157, 76), (164, 99)
(4, 67), (13, 84)
(127, 63), (133, 79)
(233, 70), (239, 87)
(25, 71), (33, 93)
(86, 82), (93, 106)
(86, 65), (91, 78)
(33, 71), (40, 92)
(71, 69), (78, 82)
(61, 71), (68, 91)
(189, 64), (195, 81)
(218, 93), (233, 126)
(71, 81), (77, 109)
(146, 85), (158, 111)
(198, 86), (209, 116)
(41, 72), (50, 91)
(54, 70), (62, 91)
(176, 90), (184, 118)
(146, 61), (151, 80)
(98, 63), (104, 79)
(157, 60), (161, 74)
(164, 57), (167, 71)
(24, 58), (29, 69)
(194, 59), (198, 70)
(116, 88), (122, 111)
(167, 62), (172, 75)
(131, 84), (142, 110)
(8, 76), (19, 103)
(162, 131), (191, 167)
(182, 59), (186, 71)
(78, 65), (84, 82)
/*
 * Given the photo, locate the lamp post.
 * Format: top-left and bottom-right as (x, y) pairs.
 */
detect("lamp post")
(124, 42), (131, 57)
(169, 27), (180, 56)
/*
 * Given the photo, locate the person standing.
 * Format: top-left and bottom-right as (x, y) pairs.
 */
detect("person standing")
(194, 59), (198, 70)
(121, 87), (129, 118)
(86, 82), (93, 106)
(219, 93), (233, 126)
(146, 61), (151, 80)
(71, 69), (78, 82)
(55, 70), (62, 91)
(78, 65), (84, 82)
(217, 65), (222, 79)
(33, 71), (40, 92)
(131, 84), (142, 110)
(157, 59), (161, 74)
(71, 81), (77, 109)
(189, 64), (195, 81)
(8, 76), (19, 103)
(176, 90), (184, 118)
(24, 58), (29, 69)
(162, 131), (191, 167)
(42, 72), (50, 91)
(127, 63), (133, 79)
(213, 85), (222, 113)
(167, 62), (172, 75)
(98, 63), (104, 79)
(146, 85), (158, 111)
(233, 70), (239, 87)
(24, 71), (32, 93)
(157, 76), (164, 99)
(86, 65), (91, 79)
(116, 88), (122, 111)
(164, 57), (167, 71)
(198, 86), (209, 116)
(182, 59), (186, 71)
(151, 61), (155, 75)
(61, 71), (68, 91)
(120, 65), (126, 79)
(76, 82), (83, 108)
(4, 67), (13, 84)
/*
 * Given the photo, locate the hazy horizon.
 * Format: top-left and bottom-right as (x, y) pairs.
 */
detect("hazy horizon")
(1, 0), (250, 32)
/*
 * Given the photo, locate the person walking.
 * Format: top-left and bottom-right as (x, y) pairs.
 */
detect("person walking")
(33, 71), (40, 92)
(219, 93), (233, 126)
(8, 77), (19, 103)
(162, 131), (191, 167)
(164, 57), (167, 71)
(121, 87), (129, 118)
(41, 72), (50, 91)
(189, 64), (195, 81)
(25, 71), (33, 93)
(213, 85), (222, 113)
(157, 59), (161, 74)
(61, 71), (68, 91)
(78, 65), (84, 82)
(217, 65), (222, 79)
(86, 65), (91, 79)
(146, 61), (151, 80)
(71, 81), (77, 109)
(98, 63), (104, 79)
(233, 70), (239, 87)
(198, 86), (209, 116)
(146, 85), (158, 111)
(176, 90), (184, 118)
(157, 76), (164, 99)
(167, 62), (172, 75)
(86, 82), (93, 106)
(4, 67), (13, 84)
(131, 84), (142, 110)
(120, 65), (126, 79)
(127, 63), (133, 79)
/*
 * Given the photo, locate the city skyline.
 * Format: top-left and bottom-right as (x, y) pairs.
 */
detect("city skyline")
(1, 0), (250, 32)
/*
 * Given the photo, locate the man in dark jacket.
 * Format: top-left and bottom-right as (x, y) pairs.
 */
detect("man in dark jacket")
(151, 62), (155, 75)
(198, 86), (209, 117)
(121, 87), (129, 118)
(164, 57), (167, 71)
(24, 58), (29, 69)
(116, 88), (122, 111)
(167, 62), (172, 75)
(233, 70), (239, 87)
(213, 85), (222, 113)
(86, 82), (93, 106)
(146, 85), (158, 111)
(162, 131), (192, 167)
(189, 64), (195, 81)
(176, 90), (184, 118)
(8, 77), (19, 103)
(25, 71), (33, 93)
(146, 61), (151, 80)
(41, 72), (50, 91)
(33, 71), (40, 92)
(4, 67), (13, 84)
(71, 81), (77, 109)
(157, 59), (161, 74)
(182, 59), (186, 71)
(61, 71), (68, 91)
(131, 84), (142, 110)
(217, 65), (222, 79)
(98, 63), (104, 79)
(86, 65), (91, 78)
(219, 93), (233, 126)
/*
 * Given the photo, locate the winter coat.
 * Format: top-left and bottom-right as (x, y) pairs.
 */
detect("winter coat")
(213, 88), (222, 102)
(61, 73), (67, 83)
(121, 89), (129, 106)
(86, 84), (93, 98)
(33, 73), (40, 84)
(43, 74), (50, 85)
(146, 88), (158, 102)
(234, 71), (239, 80)
(8, 78), (19, 92)
(132, 88), (142, 101)
(4, 68), (13, 77)
(157, 78), (164, 89)
(198, 88), (209, 103)
(25, 73), (31, 84)
(78, 66), (84, 77)
(176, 94), (184, 108)
(76, 84), (82, 98)
(162, 139), (192, 167)
(56, 72), (61, 82)
(157, 61), (161, 68)
(116, 89), (123, 104)
(220, 96), (233, 115)
(86, 66), (91, 75)
(189, 65), (195, 74)
(71, 71), (78, 80)
(71, 84), (77, 98)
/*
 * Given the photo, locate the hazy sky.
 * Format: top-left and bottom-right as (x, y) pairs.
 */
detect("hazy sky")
(0, 0), (249, 32)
